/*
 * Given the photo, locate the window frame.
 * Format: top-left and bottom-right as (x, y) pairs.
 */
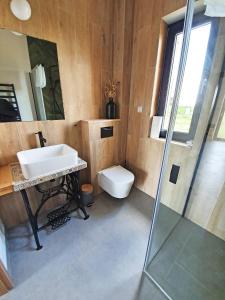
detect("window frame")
(157, 13), (218, 143)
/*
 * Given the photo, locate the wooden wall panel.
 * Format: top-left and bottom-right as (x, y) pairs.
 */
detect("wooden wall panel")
(0, 0), (134, 228)
(0, 259), (13, 296)
(126, 0), (186, 198)
(0, 0), (223, 243)
(186, 141), (225, 241)
(127, 0), (225, 242)
(0, 0), (114, 164)
(112, 0), (134, 163)
(81, 119), (122, 194)
(0, 0), (115, 228)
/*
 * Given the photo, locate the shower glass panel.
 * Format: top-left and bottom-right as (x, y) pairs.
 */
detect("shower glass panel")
(144, 1), (225, 299)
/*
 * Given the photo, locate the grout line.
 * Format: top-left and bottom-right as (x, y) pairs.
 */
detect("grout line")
(143, 270), (173, 300)
(146, 216), (182, 265)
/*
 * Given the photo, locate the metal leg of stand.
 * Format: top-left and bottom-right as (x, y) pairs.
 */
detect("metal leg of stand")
(20, 189), (43, 250)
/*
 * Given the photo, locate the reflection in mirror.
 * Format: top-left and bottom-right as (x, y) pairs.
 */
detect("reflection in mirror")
(0, 29), (65, 122)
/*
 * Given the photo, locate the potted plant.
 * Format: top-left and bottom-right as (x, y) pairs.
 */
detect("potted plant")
(104, 80), (119, 119)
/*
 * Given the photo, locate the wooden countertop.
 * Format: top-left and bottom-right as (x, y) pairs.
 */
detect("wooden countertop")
(0, 165), (13, 196)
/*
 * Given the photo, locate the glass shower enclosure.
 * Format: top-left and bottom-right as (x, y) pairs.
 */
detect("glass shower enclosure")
(143, 0), (225, 299)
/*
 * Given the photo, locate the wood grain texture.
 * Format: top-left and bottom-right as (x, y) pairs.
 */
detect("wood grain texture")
(0, 0), (134, 228)
(0, 165), (13, 196)
(0, 259), (13, 296)
(81, 119), (122, 194)
(186, 35), (225, 240)
(0, 0), (116, 228)
(127, 1), (225, 241)
(0, 0), (115, 163)
(2, 0), (223, 243)
(186, 141), (225, 241)
(112, 0), (134, 163)
(126, 0), (186, 198)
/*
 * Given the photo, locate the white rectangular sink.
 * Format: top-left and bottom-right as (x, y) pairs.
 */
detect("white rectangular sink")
(17, 144), (78, 179)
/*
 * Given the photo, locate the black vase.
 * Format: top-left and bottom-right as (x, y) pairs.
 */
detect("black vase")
(106, 98), (116, 119)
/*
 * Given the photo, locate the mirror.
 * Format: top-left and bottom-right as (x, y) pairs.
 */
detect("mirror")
(0, 29), (65, 122)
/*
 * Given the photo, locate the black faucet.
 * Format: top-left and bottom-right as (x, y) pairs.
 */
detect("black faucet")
(35, 131), (47, 147)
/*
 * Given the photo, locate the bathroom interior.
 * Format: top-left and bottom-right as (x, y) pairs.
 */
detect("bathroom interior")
(0, 0), (224, 299)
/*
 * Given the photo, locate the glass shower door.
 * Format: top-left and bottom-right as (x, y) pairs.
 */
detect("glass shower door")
(143, 0), (225, 299)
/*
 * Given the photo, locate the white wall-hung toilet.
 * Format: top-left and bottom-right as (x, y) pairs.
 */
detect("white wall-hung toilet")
(98, 165), (135, 198)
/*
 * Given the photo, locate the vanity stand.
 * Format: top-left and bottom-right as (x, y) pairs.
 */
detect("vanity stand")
(11, 159), (88, 250)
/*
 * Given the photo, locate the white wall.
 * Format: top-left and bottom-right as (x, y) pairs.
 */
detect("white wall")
(0, 29), (36, 121)
(0, 30), (31, 72)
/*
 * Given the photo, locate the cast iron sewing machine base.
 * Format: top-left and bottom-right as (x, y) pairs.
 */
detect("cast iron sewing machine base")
(20, 171), (89, 250)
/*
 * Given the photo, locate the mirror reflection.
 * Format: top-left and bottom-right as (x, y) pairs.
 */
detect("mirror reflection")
(0, 29), (65, 122)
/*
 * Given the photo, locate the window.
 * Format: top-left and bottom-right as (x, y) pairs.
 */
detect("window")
(157, 14), (218, 142)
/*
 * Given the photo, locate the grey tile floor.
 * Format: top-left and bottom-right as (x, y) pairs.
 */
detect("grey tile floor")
(148, 204), (181, 261)
(3, 187), (166, 300)
(147, 216), (225, 300)
(137, 275), (168, 300)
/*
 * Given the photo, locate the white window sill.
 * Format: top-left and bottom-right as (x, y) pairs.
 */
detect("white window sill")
(150, 137), (193, 149)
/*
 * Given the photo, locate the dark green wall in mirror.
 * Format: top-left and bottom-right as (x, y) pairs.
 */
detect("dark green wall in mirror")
(0, 29), (65, 122)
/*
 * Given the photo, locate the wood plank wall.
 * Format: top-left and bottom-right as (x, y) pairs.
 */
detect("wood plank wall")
(0, 0), (134, 228)
(126, 0), (186, 197)
(0, 259), (13, 296)
(127, 0), (225, 242)
(0, 0), (114, 164)
(0, 0), (114, 227)
(113, 0), (135, 162)
(81, 119), (122, 194)
(0, 0), (224, 241)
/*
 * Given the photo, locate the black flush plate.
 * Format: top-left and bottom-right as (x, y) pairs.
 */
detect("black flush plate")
(169, 164), (180, 184)
(101, 126), (113, 138)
